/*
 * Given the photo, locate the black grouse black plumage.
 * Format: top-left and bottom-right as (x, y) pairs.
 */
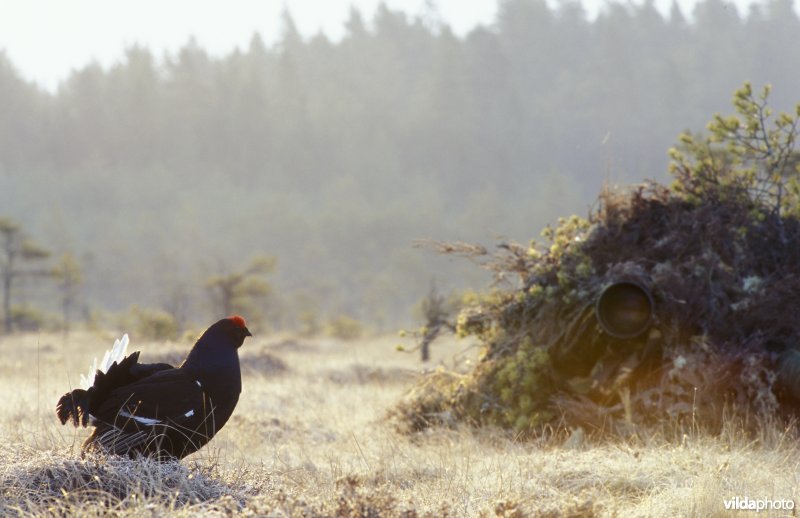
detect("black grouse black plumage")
(56, 316), (252, 459)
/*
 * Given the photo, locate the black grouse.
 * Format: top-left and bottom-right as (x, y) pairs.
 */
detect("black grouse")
(56, 316), (252, 459)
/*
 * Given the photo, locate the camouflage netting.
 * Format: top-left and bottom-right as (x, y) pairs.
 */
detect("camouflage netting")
(394, 84), (800, 437)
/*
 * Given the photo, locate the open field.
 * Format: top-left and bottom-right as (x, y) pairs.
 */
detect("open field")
(1, 331), (799, 516)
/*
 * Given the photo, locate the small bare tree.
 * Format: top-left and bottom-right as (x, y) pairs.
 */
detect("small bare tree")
(418, 284), (455, 362)
(52, 252), (83, 336)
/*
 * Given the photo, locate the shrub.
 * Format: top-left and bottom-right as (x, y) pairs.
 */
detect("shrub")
(9, 305), (47, 332)
(394, 84), (800, 437)
(325, 315), (364, 340)
(128, 305), (178, 341)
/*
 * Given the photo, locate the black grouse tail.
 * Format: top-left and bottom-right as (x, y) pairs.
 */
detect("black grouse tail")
(56, 389), (90, 427)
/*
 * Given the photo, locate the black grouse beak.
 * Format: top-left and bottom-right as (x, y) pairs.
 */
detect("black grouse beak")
(244, 327), (253, 337)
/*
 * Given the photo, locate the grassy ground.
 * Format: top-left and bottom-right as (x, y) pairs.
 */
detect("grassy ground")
(0, 330), (798, 516)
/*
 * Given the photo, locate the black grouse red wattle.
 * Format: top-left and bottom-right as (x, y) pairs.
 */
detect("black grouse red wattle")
(56, 316), (252, 459)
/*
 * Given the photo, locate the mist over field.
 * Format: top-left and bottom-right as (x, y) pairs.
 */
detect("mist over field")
(1, 0), (799, 332)
(3, 2), (800, 515)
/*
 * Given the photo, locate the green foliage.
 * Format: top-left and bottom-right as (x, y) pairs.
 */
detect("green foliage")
(489, 339), (556, 432)
(669, 83), (800, 216)
(411, 209), (600, 430)
(540, 215), (592, 263)
(454, 290), (507, 341)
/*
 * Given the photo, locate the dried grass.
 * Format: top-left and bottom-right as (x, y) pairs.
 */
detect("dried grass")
(0, 332), (798, 516)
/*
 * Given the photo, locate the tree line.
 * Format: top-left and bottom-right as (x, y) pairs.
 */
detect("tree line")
(0, 0), (798, 333)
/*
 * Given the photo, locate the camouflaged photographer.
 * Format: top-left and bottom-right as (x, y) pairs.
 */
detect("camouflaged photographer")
(394, 84), (800, 437)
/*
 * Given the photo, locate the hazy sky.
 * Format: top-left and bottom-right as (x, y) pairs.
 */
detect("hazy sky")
(0, 0), (780, 91)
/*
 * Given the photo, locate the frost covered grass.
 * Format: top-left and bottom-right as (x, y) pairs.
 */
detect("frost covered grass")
(0, 331), (798, 516)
